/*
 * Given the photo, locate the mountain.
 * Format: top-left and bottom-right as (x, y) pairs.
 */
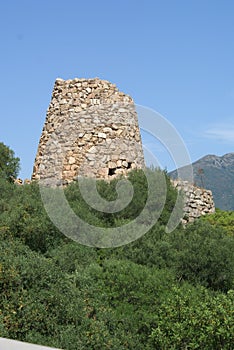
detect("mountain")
(169, 153), (234, 211)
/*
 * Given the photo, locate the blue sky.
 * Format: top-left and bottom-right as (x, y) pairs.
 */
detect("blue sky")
(1, 0), (234, 178)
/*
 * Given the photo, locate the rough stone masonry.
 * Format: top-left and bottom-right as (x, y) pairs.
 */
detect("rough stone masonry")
(32, 77), (145, 185)
(172, 180), (215, 224)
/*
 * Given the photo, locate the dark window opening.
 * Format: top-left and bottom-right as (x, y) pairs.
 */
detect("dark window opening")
(108, 168), (116, 176)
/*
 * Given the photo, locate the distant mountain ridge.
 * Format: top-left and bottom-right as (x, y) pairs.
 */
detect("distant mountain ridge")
(169, 153), (234, 211)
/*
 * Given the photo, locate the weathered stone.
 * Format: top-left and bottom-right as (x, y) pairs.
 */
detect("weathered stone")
(108, 161), (116, 169)
(69, 156), (76, 164)
(98, 132), (106, 139)
(171, 179), (215, 225)
(24, 179), (31, 185)
(103, 127), (112, 133)
(98, 168), (109, 177)
(70, 163), (78, 170)
(89, 146), (97, 153)
(111, 154), (119, 161)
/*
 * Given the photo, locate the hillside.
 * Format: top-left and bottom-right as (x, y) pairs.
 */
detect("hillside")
(169, 153), (234, 211)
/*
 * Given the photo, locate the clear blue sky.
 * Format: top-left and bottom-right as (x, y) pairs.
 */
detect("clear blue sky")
(1, 0), (234, 178)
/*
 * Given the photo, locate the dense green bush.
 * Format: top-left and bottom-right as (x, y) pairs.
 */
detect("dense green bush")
(0, 236), (83, 345)
(0, 181), (64, 252)
(202, 208), (234, 236)
(64, 168), (176, 228)
(171, 221), (234, 291)
(149, 285), (234, 349)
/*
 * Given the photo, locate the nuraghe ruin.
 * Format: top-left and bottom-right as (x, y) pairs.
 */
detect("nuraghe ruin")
(32, 78), (145, 185)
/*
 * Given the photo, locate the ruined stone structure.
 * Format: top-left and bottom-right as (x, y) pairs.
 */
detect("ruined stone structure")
(32, 77), (215, 224)
(172, 180), (215, 224)
(32, 78), (145, 185)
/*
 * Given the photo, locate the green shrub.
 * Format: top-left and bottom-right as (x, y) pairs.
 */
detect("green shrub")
(150, 285), (234, 349)
(202, 209), (234, 236)
(171, 221), (234, 292)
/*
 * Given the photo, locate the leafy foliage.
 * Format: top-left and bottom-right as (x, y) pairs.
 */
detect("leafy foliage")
(167, 221), (234, 292)
(149, 286), (234, 349)
(0, 142), (20, 181)
(202, 208), (234, 236)
(0, 166), (233, 349)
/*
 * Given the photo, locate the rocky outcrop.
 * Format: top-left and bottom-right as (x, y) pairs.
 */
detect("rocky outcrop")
(172, 180), (215, 224)
(32, 78), (145, 185)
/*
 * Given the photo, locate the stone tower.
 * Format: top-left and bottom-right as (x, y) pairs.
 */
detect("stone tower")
(32, 78), (145, 185)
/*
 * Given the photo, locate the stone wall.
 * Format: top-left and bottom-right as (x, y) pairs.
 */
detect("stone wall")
(172, 180), (215, 224)
(32, 78), (145, 185)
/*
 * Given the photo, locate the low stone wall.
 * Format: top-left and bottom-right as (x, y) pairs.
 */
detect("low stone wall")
(172, 180), (215, 224)
(32, 78), (145, 185)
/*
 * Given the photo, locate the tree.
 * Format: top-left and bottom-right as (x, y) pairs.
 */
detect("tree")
(0, 142), (20, 181)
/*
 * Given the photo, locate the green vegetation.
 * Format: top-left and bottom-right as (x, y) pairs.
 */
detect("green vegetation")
(0, 142), (20, 182)
(0, 159), (233, 349)
(202, 208), (234, 236)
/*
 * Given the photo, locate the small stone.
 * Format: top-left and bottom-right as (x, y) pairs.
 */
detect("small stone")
(103, 127), (112, 133)
(108, 161), (116, 169)
(98, 168), (109, 177)
(115, 169), (124, 175)
(87, 154), (95, 161)
(111, 154), (119, 161)
(74, 106), (82, 112)
(98, 132), (106, 139)
(64, 165), (71, 171)
(83, 133), (92, 140)
(89, 146), (97, 153)
(69, 157), (76, 165)
(55, 78), (64, 84)
(71, 164), (78, 171)
(24, 179), (31, 185)
(116, 129), (123, 136)
(112, 124), (118, 130)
